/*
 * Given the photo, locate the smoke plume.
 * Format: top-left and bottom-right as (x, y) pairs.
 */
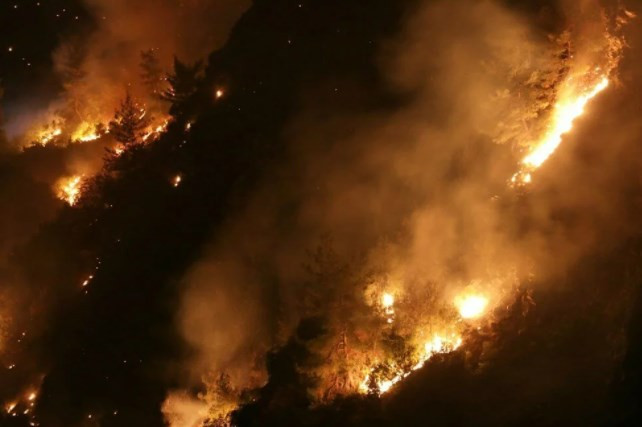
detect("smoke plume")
(165, 0), (640, 422)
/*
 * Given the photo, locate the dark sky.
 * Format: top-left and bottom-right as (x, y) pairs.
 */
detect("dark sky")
(0, 0), (92, 106)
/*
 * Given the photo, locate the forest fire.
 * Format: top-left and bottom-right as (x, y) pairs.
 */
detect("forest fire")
(359, 330), (465, 395)
(35, 126), (62, 146)
(1, 1), (639, 425)
(142, 119), (170, 142)
(71, 122), (106, 143)
(455, 294), (489, 319)
(381, 292), (395, 323)
(513, 75), (611, 184)
(56, 175), (83, 206)
(358, 289), (492, 396)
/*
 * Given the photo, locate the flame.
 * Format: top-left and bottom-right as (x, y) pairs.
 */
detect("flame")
(514, 76), (610, 184)
(215, 89), (225, 99)
(71, 122), (106, 142)
(172, 175), (182, 188)
(424, 334), (463, 357)
(360, 332), (463, 395)
(36, 127), (62, 146)
(142, 119), (170, 142)
(454, 294), (488, 319)
(381, 293), (394, 311)
(56, 175), (83, 206)
(381, 292), (395, 323)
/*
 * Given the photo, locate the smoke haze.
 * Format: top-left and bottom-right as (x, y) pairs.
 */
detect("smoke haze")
(165, 0), (642, 422)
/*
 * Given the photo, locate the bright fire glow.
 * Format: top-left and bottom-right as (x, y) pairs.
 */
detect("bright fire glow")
(71, 122), (106, 143)
(172, 175), (182, 188)
(455, 294), (488, 319)
(36, 127), (62, 146)
(381, 292), (395, 323)
(381, 293), (394, 309)
(215, 89), (225, 99)
(514, 76), (610, 184)
(57, 175), (83, 206)
(142, 119), (170, 142)
(360, 333), (463, 395)
(6, 402), (16, 414)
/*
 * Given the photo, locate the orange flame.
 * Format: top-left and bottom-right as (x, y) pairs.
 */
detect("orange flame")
(513, 76), (610, 184)
(56, 175), (83, 206)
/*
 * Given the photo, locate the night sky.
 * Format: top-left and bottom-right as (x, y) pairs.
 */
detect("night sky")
(1, 1), (642, 426)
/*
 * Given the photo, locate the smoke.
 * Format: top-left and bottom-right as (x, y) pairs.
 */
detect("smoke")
(179, 249), (271, 384)
(162, 391), (209, 427)
(0, 0), (251, 261)
(166, 0), (640, 420)
(51, 0), (250, 126)
(0, 2), (251, 414)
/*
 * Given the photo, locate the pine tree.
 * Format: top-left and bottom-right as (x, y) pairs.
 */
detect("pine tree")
(140, 49), (165, 97)
(108, 92), (151, 146)
(161, 57), (203, 116)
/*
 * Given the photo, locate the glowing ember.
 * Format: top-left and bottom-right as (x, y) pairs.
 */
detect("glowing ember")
(82, 275), (94, 287)
(27, 392), (36, 402)
(56, 175), (83, 206)
(172, 175), (182, 187)
(215, 89), (225, 99)
(514, 77), (610, 184)
(6, 402), (16, 414)
(455, 294), (488, 319)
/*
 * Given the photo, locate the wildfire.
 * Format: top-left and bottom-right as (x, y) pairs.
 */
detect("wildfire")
(56, 175), (83, 206)
(142, 119), (170, 142)
(381, 292), (395, 323)
(513, 76), (610, 184)
(360, 332), (463, 395)
(36, 127), (62, 146)
(71, 122), (106, 143)
(4, 386), (41, 424)
(6, 402), (16, 414)
(455, 294), (489, 319)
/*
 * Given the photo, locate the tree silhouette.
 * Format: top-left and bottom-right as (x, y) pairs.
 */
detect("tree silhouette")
(109, 92), (151, 146)
(140, 48), (165, 97)
(161, 57), (203, 117)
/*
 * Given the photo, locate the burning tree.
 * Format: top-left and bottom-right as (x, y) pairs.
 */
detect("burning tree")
(109, 92), (151, 146)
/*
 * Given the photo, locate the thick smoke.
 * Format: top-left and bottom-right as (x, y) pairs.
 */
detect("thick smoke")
(167, 0), (639, 422)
